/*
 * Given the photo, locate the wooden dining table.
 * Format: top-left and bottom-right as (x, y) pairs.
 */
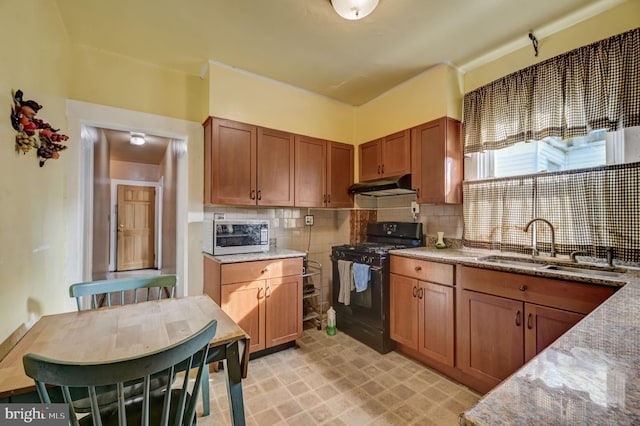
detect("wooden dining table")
(0, 294), (249, 425)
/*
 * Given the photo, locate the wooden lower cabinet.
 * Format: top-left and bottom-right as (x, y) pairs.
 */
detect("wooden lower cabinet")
(419, 281), (455, 366)
(390, 257), (455, 367)
(389, 273), (419, 348)
(458, 290), (524, 387)
(458, 289), (588, 390)
(221, 280), (265, 353)
(524, 304), (584, 363)
(205, 256), (303, 353)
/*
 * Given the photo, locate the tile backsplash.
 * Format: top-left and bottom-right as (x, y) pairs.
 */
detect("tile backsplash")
(203, 197), (464, 315)
(355, 194), (463, 240)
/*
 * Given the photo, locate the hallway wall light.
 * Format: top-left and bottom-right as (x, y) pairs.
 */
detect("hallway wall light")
(130, 132), (145, 146)
(331, 0), (379, 20)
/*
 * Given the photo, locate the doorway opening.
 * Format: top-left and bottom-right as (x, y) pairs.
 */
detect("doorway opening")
(91, 127), (176, 279)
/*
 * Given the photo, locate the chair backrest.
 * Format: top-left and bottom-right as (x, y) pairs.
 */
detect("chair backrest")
(23, 319), (217, 426)
(69, 275), (177, 311)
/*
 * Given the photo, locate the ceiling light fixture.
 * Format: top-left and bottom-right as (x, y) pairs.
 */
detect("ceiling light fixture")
(130, 132), (146, 146)
(331, 0), (379, 20)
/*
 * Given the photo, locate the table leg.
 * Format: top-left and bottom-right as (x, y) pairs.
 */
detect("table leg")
(224, 340), (246, 426)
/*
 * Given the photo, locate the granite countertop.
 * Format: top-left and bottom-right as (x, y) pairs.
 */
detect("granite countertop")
(203, 248), (307, 263)
(390, 246), (640, 425)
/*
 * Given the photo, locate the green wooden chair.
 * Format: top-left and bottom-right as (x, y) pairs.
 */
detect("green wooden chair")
(23, 319), (217, 426)
(69, 275), (177, 311)
(68, 275), (213, 417)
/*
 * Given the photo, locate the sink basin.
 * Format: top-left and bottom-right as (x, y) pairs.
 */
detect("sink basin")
(478, 256), (546, 268)
(479, 255), (626, 278)
(539, 264), (626, 278)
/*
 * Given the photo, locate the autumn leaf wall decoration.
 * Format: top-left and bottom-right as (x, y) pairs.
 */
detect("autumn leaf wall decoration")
(10, 89), (69, 167)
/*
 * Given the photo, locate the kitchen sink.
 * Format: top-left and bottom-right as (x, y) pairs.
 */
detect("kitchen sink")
(539, 264), (626, 277)
(478, 255), (547, 268)
(478, 255), (626, 277)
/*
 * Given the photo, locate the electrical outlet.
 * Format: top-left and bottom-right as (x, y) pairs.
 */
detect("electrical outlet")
(305, 215), (314, 226)
(411, 201), (420, 214)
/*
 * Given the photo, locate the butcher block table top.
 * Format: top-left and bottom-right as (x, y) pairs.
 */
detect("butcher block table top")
(0, 294), (249, 398)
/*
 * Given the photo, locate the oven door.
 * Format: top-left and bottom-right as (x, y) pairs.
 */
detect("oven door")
(332, 258), (386, 326)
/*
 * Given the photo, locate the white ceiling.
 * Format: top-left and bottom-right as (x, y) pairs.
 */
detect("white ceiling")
(104, 129), (170, 165)
(54, 0), (622, 106)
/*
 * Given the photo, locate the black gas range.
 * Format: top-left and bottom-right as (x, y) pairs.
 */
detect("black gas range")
(331, 222), (423, 353)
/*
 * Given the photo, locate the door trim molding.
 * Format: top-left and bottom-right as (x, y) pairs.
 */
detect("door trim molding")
(65, 100), (201, 301)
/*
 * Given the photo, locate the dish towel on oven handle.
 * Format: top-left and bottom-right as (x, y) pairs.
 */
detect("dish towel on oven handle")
(337, 260), (354, 305)
(353, 263), (371, 292)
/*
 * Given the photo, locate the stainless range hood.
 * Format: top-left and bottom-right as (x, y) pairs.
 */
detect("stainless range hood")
(348, 174), (415, 197)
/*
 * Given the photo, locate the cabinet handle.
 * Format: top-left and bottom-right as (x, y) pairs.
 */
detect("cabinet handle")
(257, 287), (263, 299)
(418, 288), (424, 299)
(414, 266), (422, 272)
(515, 310), (521, 326)
(412, 286), (417, 298)
(323, 194), (327, 203)
(250, 189), (256, 200)
(527, 313), (533, 330)
(257, 189), (262, 200)
(266, 283), (272, 297)
(416, 187), (420, 198)
(519, 285), (526, 292)
(381, 164), (384, 174)
(377, 165), (381, 174)
(327, 194), (331, 204)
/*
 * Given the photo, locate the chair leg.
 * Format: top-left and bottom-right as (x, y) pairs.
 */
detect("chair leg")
(201, 364), (211, 417)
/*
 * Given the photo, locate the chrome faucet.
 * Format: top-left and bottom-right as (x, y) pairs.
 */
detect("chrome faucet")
(524, 218), (556, 257)
(570, 250), (590, 263)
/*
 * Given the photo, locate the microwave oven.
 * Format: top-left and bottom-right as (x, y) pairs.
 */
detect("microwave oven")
(205, 219), (269, 256)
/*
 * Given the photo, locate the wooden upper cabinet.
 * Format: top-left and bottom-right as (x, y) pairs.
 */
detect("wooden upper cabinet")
(359, 130), (411, 182)
(204, 117), (294, 206)
(359, 138), (383, 182)
(257, 127), (295, 206)
(411, 117), (462, 204)
(207, 117), (256, 205)
(295, 135), (326, 207)
(295, 136), (353, 208)
(327, 142), (354, 208)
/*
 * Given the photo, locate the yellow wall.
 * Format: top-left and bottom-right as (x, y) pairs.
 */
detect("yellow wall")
(208, 62), (355, 143)
(464, 1), (640, 92)
(355, 64), (463, 143)
(70, 45), (208, 122)
(0, 0), (71, 339)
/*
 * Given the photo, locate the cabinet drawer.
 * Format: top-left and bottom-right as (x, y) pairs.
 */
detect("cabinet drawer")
(458, 266), (614, 314)
(221, 257), (303, 285)
(391, 256), (454, 286)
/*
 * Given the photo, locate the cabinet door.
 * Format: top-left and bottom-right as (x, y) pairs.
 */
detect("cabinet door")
(203, 118), (213, 205)
(265, 276), (303, 347)
(257, 128), (295, 206)
(411, 117), (462, 204)
(389, 273), (418, 349)
(327, 142), (354, 208)
(458, 290), (523, 388)
(359, 139), (382, 182)
(210, 118), (257, 205)
(294, 135), (326, 207)
(380, 130), (411, 178)
(418, 282), (454, 366)
(524, 304), (584, 362)
(221, 280), (265, 353)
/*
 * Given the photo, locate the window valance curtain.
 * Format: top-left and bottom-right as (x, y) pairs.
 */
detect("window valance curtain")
(463, 27), (640, 154)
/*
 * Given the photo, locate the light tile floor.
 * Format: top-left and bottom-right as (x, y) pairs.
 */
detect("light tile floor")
(197, 329), (482, 425)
